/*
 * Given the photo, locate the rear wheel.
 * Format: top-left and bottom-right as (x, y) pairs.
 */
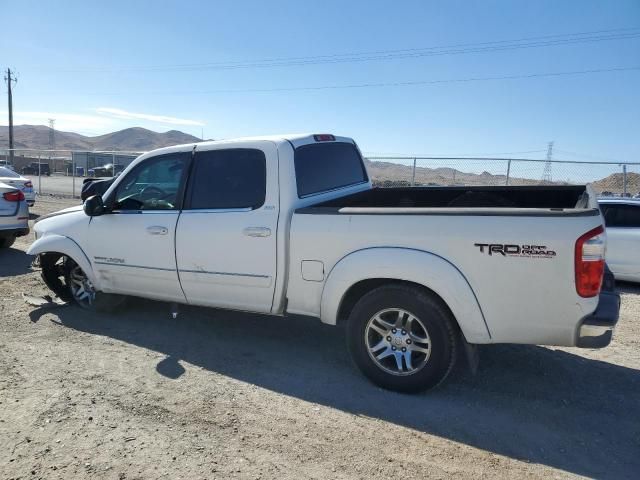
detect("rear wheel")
(346, 284), (458, 393)
(63, 258), (127, 312)
(0, 237), (15, 249)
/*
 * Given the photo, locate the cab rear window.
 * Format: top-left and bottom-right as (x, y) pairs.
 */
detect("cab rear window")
(294, 142), (368, 197)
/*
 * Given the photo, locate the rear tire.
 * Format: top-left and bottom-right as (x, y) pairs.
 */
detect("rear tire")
(64, 258), (127, 313)
(346, 284), (458, 393)
(0, 237), (15, 249)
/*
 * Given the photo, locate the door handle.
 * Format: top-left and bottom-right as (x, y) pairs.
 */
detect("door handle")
(243, 227), (271, 237)
(146, 225), (168, 235)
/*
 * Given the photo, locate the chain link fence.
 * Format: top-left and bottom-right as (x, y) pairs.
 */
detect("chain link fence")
(1, 148), (639, 199)
(1, 149), (143, 198)
(366, 156), (640, 197)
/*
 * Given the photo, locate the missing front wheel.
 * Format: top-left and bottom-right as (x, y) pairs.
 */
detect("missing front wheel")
(39, 253), (73, 302)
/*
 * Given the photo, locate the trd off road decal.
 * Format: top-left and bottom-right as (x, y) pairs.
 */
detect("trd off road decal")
(94, 256), (126, 264)
(474, 243), (556, 258)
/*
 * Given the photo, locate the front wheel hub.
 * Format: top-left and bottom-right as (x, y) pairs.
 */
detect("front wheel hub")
(68, 264), (95, 307)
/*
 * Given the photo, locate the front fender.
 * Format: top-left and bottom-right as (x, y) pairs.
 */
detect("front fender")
(320, 247), (491, 344)
(27, 234), (98, 287)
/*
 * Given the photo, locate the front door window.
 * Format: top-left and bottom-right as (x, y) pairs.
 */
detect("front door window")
(113, 154), (187, 211)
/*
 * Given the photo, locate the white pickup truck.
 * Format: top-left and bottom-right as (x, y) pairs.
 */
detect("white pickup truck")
(28, 134), (620, 392)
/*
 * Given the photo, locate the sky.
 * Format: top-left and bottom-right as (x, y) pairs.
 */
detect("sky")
(1, 0), (639, 165)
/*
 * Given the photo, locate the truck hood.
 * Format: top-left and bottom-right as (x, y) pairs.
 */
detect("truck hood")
(35, 204), (84, 224)
(33, 204), (88, 242)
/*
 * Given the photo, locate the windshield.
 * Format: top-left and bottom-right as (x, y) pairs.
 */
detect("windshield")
(0, 167), (20, 178)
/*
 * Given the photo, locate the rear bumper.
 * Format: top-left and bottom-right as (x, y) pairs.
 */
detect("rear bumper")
(576, 291), (620, 348)
(0, 226), (30, 239)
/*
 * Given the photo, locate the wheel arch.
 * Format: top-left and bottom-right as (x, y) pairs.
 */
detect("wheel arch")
(27, 234), (98, 286)
(320, 247), (491, 344)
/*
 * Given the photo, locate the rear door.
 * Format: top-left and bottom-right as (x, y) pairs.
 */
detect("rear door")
(601, 202), (640, 279)
(176, 142), (278, 313)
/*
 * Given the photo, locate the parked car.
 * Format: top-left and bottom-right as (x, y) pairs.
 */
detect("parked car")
(599, 198), (640, 282)
(0, 160), (15, 171)
(0, 166), (36, 206)
(22, 162), (51, 176)
(81, 175), (118, 201)
(28, 134), (619, 392)
(0, 181), (29, 248)
(88, 163), (125, 177)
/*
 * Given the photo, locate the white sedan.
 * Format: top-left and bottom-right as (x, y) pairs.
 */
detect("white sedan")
(599, 198), (640, 282)
(0, 166), (35, 206)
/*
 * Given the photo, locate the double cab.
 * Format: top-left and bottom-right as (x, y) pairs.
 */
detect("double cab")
(28, 134), (620, 392)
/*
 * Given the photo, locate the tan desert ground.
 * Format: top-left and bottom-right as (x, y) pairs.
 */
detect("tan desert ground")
(1, 196), (639, 479)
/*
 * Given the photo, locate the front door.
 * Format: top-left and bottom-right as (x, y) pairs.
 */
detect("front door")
(85, 151), (190, 302)
(176, 143), (278, 313)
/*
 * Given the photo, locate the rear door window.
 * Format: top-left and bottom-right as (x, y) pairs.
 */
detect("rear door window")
(602, 204), (640, 227)
(186, 149), (266, 210)
(294, 142), (368, 197)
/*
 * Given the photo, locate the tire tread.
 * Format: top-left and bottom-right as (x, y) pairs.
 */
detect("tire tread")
(347, 283), (458, 392)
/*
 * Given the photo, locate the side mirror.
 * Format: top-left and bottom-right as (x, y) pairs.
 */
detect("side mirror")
(84, 195), (106, 217)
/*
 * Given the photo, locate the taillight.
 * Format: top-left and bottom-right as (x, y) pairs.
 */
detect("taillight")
(575, 226), (606, 297)
(313, 134), (335, 142)
(2, 190), (25, 202)
(24, 181), (33, 188)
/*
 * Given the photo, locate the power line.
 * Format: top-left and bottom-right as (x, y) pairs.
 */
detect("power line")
(68, 65), (639, 96)
(28, 27), (640, 73)
(134, 31), (640, 72)
(555, 149), (629, 163)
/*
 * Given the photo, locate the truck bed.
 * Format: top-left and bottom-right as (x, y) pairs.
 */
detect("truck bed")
(298, 185), (594, 216)
(288, 183), (603, 346)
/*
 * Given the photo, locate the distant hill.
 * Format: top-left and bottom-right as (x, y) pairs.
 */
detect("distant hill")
(0, 125), (202, 151)
(3, 125), (635, 193)
(364, 159), (544, 187)
(591, 172), (640, 194)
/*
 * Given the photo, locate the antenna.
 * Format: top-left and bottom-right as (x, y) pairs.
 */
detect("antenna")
(541, 141), (554, 183)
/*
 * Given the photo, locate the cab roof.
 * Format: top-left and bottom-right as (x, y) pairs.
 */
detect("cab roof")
(193, 133), (355, 149)
(133, 133), (356, 164)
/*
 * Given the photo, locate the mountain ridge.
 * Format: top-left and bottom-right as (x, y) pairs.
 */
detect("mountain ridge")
(0, 125), (202, 151)
(2, 125), (635, 193)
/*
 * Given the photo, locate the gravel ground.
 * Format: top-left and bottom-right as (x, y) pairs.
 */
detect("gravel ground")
(1, 196), (639, 480)
(28, 175), (90, 198)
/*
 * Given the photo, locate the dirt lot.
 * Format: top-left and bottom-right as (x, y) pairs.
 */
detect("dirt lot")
(1, 196), (639, 479)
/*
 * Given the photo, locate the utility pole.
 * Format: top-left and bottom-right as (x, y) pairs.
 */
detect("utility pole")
(541, 141), (554, 183)
(4, 68), (17, 164)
